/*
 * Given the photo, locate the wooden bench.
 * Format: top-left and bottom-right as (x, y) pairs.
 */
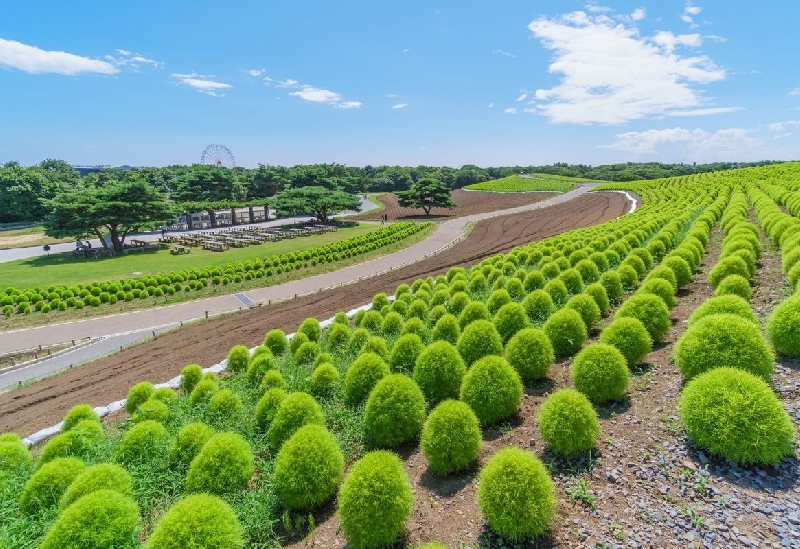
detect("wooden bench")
(170, 245), (190, 255)
(202, 240), (228, 252)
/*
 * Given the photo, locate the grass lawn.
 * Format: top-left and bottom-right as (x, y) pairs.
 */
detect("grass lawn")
(0, 224), (381, 291)
(0, 226), (73, 250)
(466, 175), (576, 193)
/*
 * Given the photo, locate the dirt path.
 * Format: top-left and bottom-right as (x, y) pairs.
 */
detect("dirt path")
(0, 192), (628, 436)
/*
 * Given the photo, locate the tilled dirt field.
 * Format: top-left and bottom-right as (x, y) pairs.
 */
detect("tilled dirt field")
(0, 192), (627, 435)
(355, 189), (558, 221)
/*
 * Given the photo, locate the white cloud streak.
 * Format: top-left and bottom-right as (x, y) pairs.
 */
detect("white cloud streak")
(392, 103), (408, 109)
(492, 49), (517, 59)
(768, 120), (800, 132)
(172, 73), (232, 96)
(789, 88), (800, 97)
(504, 107), (517, 114)
(105, 49), (162, 69)
(526, 9), (733, 124)
(631, 8), (646, 21)
(265, 76), (360, 108)
(602, 126), (760, 157)
(0, 38), (118, 75)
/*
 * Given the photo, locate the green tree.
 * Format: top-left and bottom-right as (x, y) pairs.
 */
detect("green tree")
(43, 180), (175, 252)
(396, 178), (455, 215)
(272, 186), (360, 223)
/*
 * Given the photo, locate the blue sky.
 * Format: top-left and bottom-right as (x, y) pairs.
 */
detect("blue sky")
(1, 1), (799, 168)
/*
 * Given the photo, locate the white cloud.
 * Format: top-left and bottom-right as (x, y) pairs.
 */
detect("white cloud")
(631, 8), (646, 21)
(527, 9), (732, 124)
(522, 107), (537, 114)
(603, 126), (760, 157)
(392, 103), (408, 109)
(402, 48), (410, 53)
(768, 120), (800, 132)
(504, 108), (517, 114)
(705, 34), (727, 43)
(488, 103), (495, 108)
(669, 106), (743, 116)
(106, 49), (162, 70)
(387, 93), (398, 98)
(247, 69), (264, 77)
(516, 93), (529, 102)
(290, 85), (361, 108)
(172, 73), (232, 96)
(685, 4), (702, 15)
(681, 3), (702, 28)
(0, 38), (118, 75)
(585, 4), (612, 13)
(789, 88), (800, 97)
(116, 49), (131, 56)
(274, 78), (299, 88)
(492, 49), (517, 59)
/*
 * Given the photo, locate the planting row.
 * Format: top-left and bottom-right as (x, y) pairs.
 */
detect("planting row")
(465, 175), (574, 193)
(0, 222), (429, 318)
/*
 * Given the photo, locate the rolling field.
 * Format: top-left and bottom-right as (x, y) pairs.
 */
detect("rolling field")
(465, 175), (576, 192)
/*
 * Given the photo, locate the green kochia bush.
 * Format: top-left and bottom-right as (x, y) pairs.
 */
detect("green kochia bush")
(144, 494), (244, 549)
(226, 345), (250, 374)
(571, 344), (629, 403)
(413, 341), (466, 404)
(125, 381), (154, 414)
(180, 364), (203, 394)
(708, 256), (750, 289)
(542, 308), (587, 357)
(584, 282), (610, 315)
(171, 422), (215, 465)
(714, 274), (752, 300)
(599, 271), (623, 303)
(599, 317), (652, 369)
(637, 278), (677, 309)
(132, 398), (170, 424)
(40, 490), (140, 549)
(0, 439), (32, 475)
(309, 363), (340, 397)
(274, 425), (344, 510)
(477, 448), (555, 541)
(537, 389), (600, 457)
(674, 314), (774, 381)
(264, 328), (289, 355)
(345, 352), (391, 405)
(457, 319), (503, 366)
(59, 463), (133, 510)
(189, 378), (219, 407)
(688, 294), (758, 326)
(767, 295), (800, 357)
(338, 451), (414, 549)
(259, 369), (285, 394)
(564, 294), (601, 331)
(431, 313), (460, 345)
(62, 404), (99, 431)
(207, 389), (243, 419)
(298, 317), (322, 342)
(420, 400), (482, 475)
(267, 392), (325, 451)
(254, 388), (287, 432)
(37, 421), (102, 465)
(388, 333), (424, 374)
(522, 290), (555, 325)
(460, 356), (523, 425)
(186, 432), (255, 495)
(457, 300), (490, 328)
(116, 420), (169, 465)
(493, 302), (529, 344)
(364, 374), (427, 447)
(679, 368), (795, 466)
(504, 328), (554, 381)
(615, 293), (671, 343)
(19, 457), (86, 513)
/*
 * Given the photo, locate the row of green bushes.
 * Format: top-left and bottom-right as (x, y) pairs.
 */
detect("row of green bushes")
(465, 175), (574, 193)
(1, 222), (429, 318)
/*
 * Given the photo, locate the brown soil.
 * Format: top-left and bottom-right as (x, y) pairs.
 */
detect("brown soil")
(0, 192), (627, 436)
(355, 189), (558, 221)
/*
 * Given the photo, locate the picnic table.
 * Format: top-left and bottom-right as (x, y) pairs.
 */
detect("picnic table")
(170, 245), (190, 255)
(202, 240), (228, 252)
(86, 248), (113, 259)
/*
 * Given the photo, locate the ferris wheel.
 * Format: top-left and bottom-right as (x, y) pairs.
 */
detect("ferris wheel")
(200, 144), (235, 168)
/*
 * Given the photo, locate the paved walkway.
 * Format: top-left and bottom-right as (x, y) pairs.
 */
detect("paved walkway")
(0, 185), (603, 388)
(0, 196), (378, 264)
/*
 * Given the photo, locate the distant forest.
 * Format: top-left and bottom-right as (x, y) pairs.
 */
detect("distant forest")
(0, 159), (782, 223)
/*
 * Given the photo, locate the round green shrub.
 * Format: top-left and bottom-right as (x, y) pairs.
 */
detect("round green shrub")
(458, 300), (491, 328)
(571, 344), (629, 403)
(599, 270), (623, 303)
(324, 322), (351, 351)
(663, 255), (693, 288)
(248, 353), (277, 385)
(132, 398), (170, 424)
(645, 265), (678, 292)
(388, 333), (424, 374)
(144, 494), (244, 549)
(431, 313), (460, 345)
(574, 259), (600, 285)
(361, 310), (385, 333)
(522, 289), (555, 325)
(477, 448), (555, 541)
(345, 352), (391, 405)
(152, 387), (178, 405)
(558, 268), (584, 295)
(180, 364), (203, 394)
(255, 388), (287, 432)
(564, 294), (601, 331)
(289, 332), (310, 356)
(413, 341), (466, 404)
(457, 319), (503, 367)
(298, 317), (322, 342)
(267, 392), (325, 451)
(420, 399), (481, 476)
(447, 291), (470, 316)
(364, 374), (427, 447)
(116, 420), (169, 465)
(584, 282), (610, 315)
(226, 345), (250, 374)
(38, 421), (103, 465)
(0, 432), (22, 443)
(616, 264), (640, 291)
(637, 277), (677, 309)
(20, 457), (86, 513)
(274, 424), (344, 510)
(171, 422), (215, 465)
(460, 356), (523, 425)
(381, 311), (404, 337)
(188, 378), (219, 407)
(492, 302), (529, 344)
(542, 308), (587, 357)
(186, 432), (255, 495)
(264, 328), (289, 355)
(709, 255), (750, 289)
(347, 327), (371, 354)
(537, 389), (600, 457)
(0, 440), (31, 475)
(372, 293), (391, 311)
(309, 363), (340, 397)
(689, 294), (758, 326)
(486, 289), (512, 316)
(294, 340), (321, 366)
(407, 299), (429, 322)
(125, 381), (154, 414)
(674, 313), (774, 381)
(504, 328), (554, 382)
(207, 389), (243, 418)
(599, 317), (652, 368)
(62, 404), (99, 432)
(360, 336), (389, 358)
(543, 279), (569, 307)
(615, 293), (671, 343)
(338, 451), (414, 549)
(40, 490), (139, 549)
(401, 317), (429, 341)
(714, 274), (752, 300)
(59, 463), (133, 510)
(523, 270), (545, 292)
(768, 295), (800, 357)
(679, 368), (796, 465)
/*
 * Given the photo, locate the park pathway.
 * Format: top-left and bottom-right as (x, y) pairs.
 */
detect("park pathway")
(0, 185), (607, 389)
